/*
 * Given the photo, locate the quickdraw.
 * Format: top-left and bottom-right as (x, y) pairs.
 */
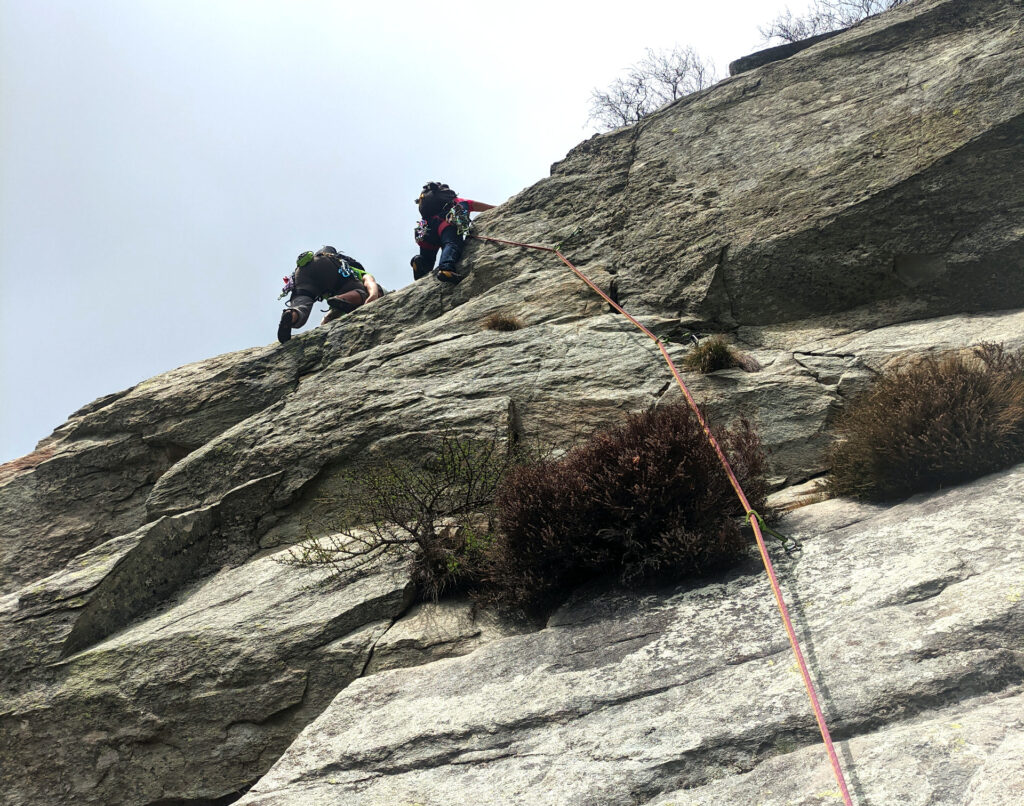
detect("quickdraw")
(747, 510), (802, 553)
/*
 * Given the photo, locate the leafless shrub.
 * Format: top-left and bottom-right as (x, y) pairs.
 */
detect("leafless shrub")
(280, 431), (521, 600)
(760, 0), (909, 43)
(588, 45), (717, 131)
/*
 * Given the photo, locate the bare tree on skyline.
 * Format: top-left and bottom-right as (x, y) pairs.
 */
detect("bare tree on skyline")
(760, 0), (910, 43)
(588, 45), (717, 131)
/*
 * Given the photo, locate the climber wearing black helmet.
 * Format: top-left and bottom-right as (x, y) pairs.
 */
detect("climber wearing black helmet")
(411, 182), (495, 283)
(277, 246), (381, 343)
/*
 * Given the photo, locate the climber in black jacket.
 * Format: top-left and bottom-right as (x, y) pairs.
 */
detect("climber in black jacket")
(277, 246), (381, 343)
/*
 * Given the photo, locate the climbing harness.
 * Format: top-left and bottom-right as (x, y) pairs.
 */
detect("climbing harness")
(471, 231), (854, 806)
(279, 250), (366, 303)
(415, 200), (474, 245)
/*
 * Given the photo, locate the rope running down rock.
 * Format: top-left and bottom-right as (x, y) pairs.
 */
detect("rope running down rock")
(471, 232), (855, 806)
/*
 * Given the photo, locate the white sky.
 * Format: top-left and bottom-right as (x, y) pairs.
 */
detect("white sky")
(1, 0), (796, 462)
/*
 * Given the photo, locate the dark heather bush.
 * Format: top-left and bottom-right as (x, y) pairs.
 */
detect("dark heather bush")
(828, 343), (1024, 501)
(482, 404), (770, 614)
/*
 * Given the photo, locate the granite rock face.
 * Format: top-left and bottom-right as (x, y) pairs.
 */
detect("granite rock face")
(2, 1), (1023, 804)
(1, 550), (413, 806)
(237, 465), (1024, 806)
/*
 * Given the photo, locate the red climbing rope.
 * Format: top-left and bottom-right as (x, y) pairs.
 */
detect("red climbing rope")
(472, 233), (855, 806)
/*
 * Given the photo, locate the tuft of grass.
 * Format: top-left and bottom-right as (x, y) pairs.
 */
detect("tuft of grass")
(479, 404), (770, 615)
(682, 335), (760, 373)
(481, 311), (525, 332)
(828, 343), (1024, 501)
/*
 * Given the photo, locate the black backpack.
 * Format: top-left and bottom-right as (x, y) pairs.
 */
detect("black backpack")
(417, 181), (457, 218)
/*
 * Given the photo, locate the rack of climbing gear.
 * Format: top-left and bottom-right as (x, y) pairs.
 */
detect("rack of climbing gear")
(470, 231), (854, 806)
(446, 201), (473, 236)
(413, 220), (428, 244)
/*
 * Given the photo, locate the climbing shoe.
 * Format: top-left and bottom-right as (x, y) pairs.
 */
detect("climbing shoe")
(411, 255), (430, 281)
(277, 310), (294, 343)
(434, 268), (463, 284)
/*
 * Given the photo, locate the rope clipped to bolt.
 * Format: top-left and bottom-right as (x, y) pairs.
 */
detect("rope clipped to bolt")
(471, 231), (854, 806)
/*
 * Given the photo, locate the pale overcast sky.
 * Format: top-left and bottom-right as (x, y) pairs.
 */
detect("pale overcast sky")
(1, 0), (796, 462)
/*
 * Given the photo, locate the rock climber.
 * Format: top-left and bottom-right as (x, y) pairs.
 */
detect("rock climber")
(411, 182), (495, 283)
(277, 246), (382, 343)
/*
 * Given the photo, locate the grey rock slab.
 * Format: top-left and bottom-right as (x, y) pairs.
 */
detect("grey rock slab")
(721, 306), (1024, 481)
(1, 473), (287, 694)
(657, 349), (838, 484)
(729, 29), (847, 76)
(561, 0), (1023, 327)
(145, 297), (957, 540)
(144, 316), (676, 522)
(649, 690), (1024, 806)
(0, 545), (414, 806)
(365, 598), (534, 676)
(5, 0), (1020, 585)
(766, 477), (830, 513)
(1, 522), (153, 693)
(0, 342), (319, 594)
(237, 463), (1024, 806)
(742, 308), (1024, 364)
(6, 0), (1020, 596)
